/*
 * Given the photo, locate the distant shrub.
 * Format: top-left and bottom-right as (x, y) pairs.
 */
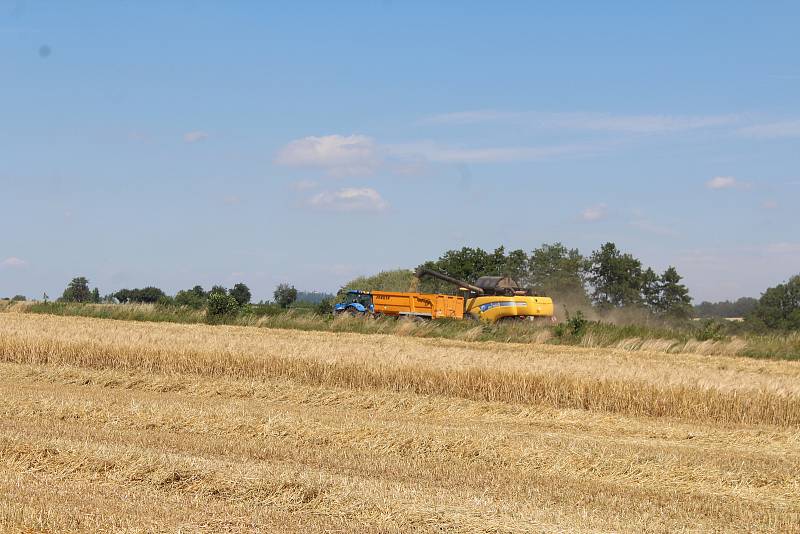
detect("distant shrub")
(316, 297), (334, 315)
(554, 310), (588, 340)
(695, 319), (726, 341)
(206, 293), (239, 322)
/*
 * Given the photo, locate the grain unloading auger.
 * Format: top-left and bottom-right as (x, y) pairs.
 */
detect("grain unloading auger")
(415, 268), (555, 322)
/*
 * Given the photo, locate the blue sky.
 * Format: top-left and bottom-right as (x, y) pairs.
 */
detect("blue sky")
(1, 1), (798, 302)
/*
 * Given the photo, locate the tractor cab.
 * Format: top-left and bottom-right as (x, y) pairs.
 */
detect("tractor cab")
(334, 290), (374, 315)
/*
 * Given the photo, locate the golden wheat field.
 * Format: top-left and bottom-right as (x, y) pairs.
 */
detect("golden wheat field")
(0, 313), (798, 532)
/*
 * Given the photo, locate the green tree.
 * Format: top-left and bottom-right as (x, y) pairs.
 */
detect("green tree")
(175, 285), (207, 309)
(206, 292), (239, 321)
(114, 289), (133, 303)
(91, 287), (101, 303)
(640, 267), (661, 311)
(749, 275), (800, 330)
(136, 287), (166, 303)
(503, 249), (529, 283)
(274, 283), (298, 308)
(229, 283), (252, 307)
(527, 243), (589, 304)
(417, 247), (494, 293)
(60, 277), (92, 303)
(114, 287), (166, 304)
(11, 295), (26, 302)
(209, 285), (227, 296)
(587, 243), (644, 308)
(487, 246), (509, 276)
(657, 266), (692, 319)
(694, 297), (757, 318)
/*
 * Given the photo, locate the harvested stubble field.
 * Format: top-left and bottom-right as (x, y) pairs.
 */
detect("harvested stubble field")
(0, 313), (798, 532)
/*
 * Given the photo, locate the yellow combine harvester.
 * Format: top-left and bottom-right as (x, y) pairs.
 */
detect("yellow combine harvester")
(415, 268), (555, 322)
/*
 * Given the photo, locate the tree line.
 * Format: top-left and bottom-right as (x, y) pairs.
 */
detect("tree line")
(417, 242), (692, 319)
(31, 242), (800, 331)
(694, 297), (758, 319)
(350, 242), (798, 331)
(56, 278), (301, 316)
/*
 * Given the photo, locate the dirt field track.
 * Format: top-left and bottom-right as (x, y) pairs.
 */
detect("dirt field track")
(0, 313), (798, 532)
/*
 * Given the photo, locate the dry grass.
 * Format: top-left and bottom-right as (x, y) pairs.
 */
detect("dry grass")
(0, 313), (798, 532)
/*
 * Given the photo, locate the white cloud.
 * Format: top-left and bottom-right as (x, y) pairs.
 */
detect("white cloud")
(184, 130), (209, 143)
(222, 195), (240, 206)
(277, 133), (600, 171)
(581, 203), (608, 222)
(706, 176), (739, 190)
(308, 188), (388, 212)
(275, 134), (379, 176)
(737, 120), (800, 138)
(422, 110), (741, 133)
(1, 257), (27, 267)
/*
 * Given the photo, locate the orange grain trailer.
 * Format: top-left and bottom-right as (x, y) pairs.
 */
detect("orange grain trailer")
(372, 291), (464, 319)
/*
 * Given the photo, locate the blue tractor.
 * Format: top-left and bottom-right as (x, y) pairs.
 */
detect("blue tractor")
(333, 290), (375, 316)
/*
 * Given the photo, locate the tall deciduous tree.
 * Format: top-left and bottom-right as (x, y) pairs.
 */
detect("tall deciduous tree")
(527, 243), (589, 304)
(640, 267), (661, 311)
(657, 266), (692, 318)
(749, 275), (800, 330)
(274, 283), (298, 308)
(229, 283), (252, 307)
(61, 277), (92, 303)
(587, 243), (644, 308)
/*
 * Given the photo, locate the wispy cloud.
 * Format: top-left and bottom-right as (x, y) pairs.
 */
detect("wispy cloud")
(581, 203), (608, 222)
(631, 218), (678, 237)
(736, 119), (800, 139)
(1, 257), (27, 268)
(290, 179), (319, 191)
(183, 130), (210, 143)
(422, 110), (741, 133)
(277, 133), (594, 171)
(387, 141), (596, 163)
(275, 134), (379, 176)
(421, 110), (521, 125)
(308, 188), (388, 212)
(222, 195), (240, 206)
(706, 176), (741, 190)
(762, 200), (778, 210)
(765, 242), (800, 254)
